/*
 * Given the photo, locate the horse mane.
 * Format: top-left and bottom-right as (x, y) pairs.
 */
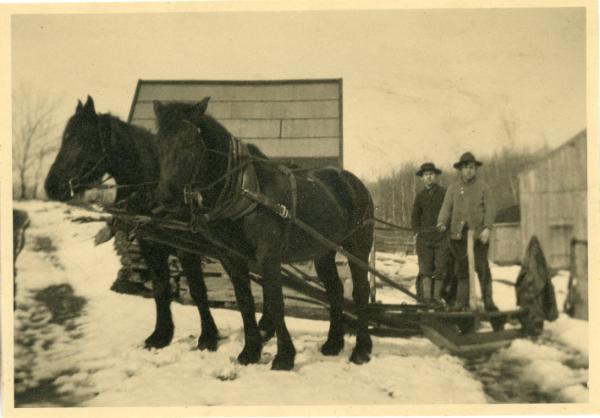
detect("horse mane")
(197, 113), (234, 152)
(246, 143), (269, 160)
(98, 113), (157, 160)
(95, 113), (159, 189)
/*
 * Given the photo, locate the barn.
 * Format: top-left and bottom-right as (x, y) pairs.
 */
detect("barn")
(518, 130), (587, 270)
(127, 79), (343, 169)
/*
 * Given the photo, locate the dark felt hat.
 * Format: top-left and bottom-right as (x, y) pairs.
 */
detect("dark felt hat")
(453, 152), (483, 169)
(416, 162), (442, 177)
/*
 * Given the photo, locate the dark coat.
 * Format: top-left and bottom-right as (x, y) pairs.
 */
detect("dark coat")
(411, 183), (446, 242)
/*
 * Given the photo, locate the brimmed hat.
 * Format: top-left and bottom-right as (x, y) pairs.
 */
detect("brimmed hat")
(453, 152), (483, 169)
(416, 162), (442, 177)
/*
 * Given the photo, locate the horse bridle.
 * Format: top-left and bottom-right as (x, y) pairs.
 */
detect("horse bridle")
(67, 154), (109, 197)
(177, 120), (253, 225)
(67, 120), (113, 197)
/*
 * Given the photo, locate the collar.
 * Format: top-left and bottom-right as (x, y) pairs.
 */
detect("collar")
(460, 176), (477, 185)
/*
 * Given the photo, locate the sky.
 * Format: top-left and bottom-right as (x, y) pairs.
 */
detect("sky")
(11, 7), (586, 180)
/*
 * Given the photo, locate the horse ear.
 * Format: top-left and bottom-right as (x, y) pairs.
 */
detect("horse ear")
(83, 95), (96, 115)
(153, 100), (164, 117)
(195, 97), (210, 115)
(76, 99), (83, 113)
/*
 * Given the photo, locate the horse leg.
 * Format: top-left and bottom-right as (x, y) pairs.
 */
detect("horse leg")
(314, 251), (345, 356)
(257, 248), (296, 370)
(345, 245), (373, 364)
(139, 243), (174, 349)
(178, 253), (219, 351)
(258, 302), (275, 343)
(220, 257), (263, 365)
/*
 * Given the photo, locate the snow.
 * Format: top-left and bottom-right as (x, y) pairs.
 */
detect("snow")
(12, 201), (589, 406)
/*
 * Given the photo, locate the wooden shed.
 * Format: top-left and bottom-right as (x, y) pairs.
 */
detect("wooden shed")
(518, 130), (587, 269)
(127, 79), (343, 169)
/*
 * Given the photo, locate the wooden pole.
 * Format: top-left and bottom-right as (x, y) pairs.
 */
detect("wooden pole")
(369, 241), (377, 303)
(467, 230), (482, 309)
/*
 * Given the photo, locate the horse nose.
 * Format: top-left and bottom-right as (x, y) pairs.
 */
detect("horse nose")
(44, 170), (66, 201)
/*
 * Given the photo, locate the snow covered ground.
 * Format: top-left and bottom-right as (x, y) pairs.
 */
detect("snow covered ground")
(12, 200), (588, 407)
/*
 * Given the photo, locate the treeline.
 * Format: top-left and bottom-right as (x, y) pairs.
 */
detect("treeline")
(367, 146), (547, 228)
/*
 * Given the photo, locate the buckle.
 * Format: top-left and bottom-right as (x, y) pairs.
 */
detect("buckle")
(184, 185), (203, 207)
(274, 203), (289, 219)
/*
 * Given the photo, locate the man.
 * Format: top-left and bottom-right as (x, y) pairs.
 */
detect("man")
(437, 152), (497, 311)
(411, 162), (447, 305)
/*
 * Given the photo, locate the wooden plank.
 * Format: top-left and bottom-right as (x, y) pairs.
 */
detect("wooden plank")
(137, 82), (340, 102)
(242, 137), (340, 158)
(219, 119), (281, 138)
(420, 319), (523, 357)
(281, 118), (340, 138)
(130, 118), (282, 138)
(269, 156), (340, 169)
(132, 100), (340, 120)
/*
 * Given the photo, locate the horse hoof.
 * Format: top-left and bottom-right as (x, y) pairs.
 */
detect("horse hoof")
(144, 330), (173, 349)
(271, 354), (295, 371)
(320, 337), (344, 356)
(198, 333), (219, 352)
(349, 349), (370, 365)
(237, 345), (262, 365)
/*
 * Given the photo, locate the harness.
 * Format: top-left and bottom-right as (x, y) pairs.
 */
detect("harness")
(183, 128), (265, 231)
(182, 124), (300, 241)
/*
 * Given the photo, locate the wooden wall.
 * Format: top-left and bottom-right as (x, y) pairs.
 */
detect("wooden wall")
(518, 131), (587, 269)
(128, 80), (343, 169)
(489, 222), (521, 265)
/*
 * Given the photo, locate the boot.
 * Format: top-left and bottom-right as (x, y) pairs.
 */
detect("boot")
(432, 278), (445, 309)
(421, 276), (432, 303)
(453, 278), (469, 310)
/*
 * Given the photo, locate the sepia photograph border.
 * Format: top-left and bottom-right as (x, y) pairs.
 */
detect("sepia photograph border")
(0, 0), (598, 416)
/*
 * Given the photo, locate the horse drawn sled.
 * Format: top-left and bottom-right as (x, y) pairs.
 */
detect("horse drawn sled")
(45, 80), (558, 371)
(104, 192), (556, 359)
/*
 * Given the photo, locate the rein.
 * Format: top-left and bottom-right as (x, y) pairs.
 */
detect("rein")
(68, 154), (109, 197)
(182, 122), (252, 222)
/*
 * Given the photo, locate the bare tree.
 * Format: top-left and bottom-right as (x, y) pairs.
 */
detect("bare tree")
(12, 85), (60, 199)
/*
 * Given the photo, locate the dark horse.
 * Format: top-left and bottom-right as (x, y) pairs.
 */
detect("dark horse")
(153, 98), (375, 370)
(44, 96), (236, 355)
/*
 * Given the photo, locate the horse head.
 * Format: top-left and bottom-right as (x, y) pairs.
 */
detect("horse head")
(153, 98), (214, 211)
(45, 96), (109, 201)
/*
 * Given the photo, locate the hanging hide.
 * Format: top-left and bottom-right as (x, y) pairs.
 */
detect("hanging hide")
(515, 236), (559, 336)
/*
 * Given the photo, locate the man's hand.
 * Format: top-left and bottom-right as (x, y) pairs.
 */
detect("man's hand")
(479, 228), (490, 244)
(436, 222), (446, 232)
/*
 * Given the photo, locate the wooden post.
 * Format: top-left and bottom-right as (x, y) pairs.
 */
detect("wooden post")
(467, 230), (482, 310)
(369, 242), (377, 303)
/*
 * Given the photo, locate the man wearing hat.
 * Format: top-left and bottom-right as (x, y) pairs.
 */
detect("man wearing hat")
(411, 162), (448, 305)
(436, 152), (497, 311)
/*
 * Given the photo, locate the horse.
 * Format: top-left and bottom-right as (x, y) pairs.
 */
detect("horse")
(152, 98), (375, 370)
(13, 209), (31, 309)
(44, 96), (262, 359)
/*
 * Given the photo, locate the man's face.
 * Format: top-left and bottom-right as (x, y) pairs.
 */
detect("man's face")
(422, 171), (437, 188)
(460, 162), (477, 181)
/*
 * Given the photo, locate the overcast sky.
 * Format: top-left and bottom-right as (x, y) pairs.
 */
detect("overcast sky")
(12, 7), (586, 180)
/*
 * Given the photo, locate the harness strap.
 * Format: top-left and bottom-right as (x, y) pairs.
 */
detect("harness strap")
(277, 165), (297, 251)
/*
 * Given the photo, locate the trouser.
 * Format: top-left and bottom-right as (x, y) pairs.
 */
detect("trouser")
(416, 235), (448, 302)
(449, 231), (496, 310)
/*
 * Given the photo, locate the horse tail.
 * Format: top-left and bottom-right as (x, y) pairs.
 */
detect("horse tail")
(339, 170), (374, 248)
